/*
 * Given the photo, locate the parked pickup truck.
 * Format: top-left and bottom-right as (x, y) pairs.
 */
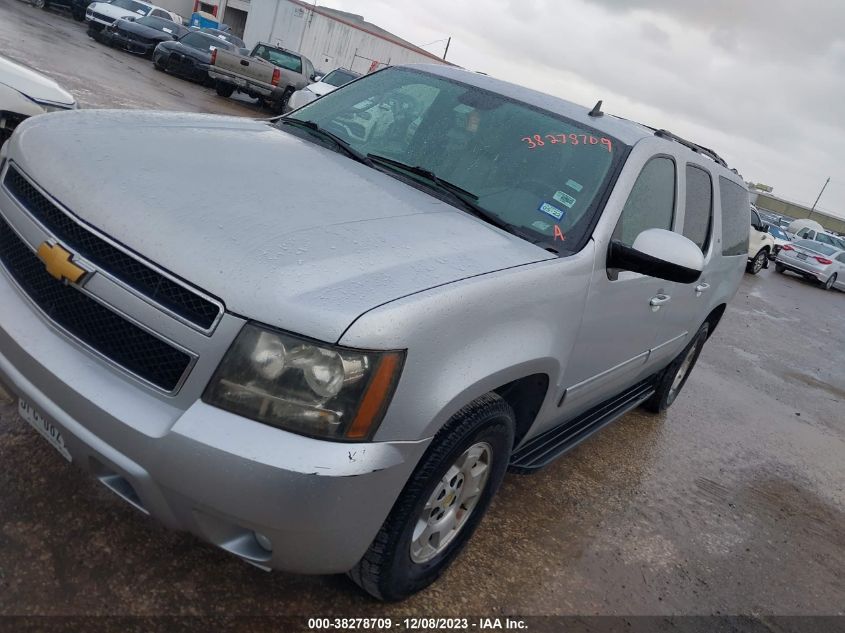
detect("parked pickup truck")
(208, 42), (316, 113)
(0, 64), (748, 601)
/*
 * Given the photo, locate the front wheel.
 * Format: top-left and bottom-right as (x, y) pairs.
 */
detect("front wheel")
(348, 393), (514, 601)
(746, 249), (767, 274)
(823, 273), (837, 291)
(643, 322), (709, 413)
(33, 0), (46, 8)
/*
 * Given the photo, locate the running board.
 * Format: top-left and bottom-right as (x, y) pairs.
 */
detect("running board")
(509, 378), (656, 473)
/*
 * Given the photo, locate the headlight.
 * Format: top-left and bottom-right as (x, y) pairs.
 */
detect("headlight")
(203, 323), (404, 441)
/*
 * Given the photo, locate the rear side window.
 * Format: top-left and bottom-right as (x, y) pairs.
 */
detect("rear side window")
(719, 177), (749, 256)
(683, 165), (712, 252)
(816, 233), (834, 246)
(612, 157), (676, 247)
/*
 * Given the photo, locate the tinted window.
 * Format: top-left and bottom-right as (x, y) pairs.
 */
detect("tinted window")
(683, 165), (712, 252)
(719, 177), (749, 256)
(286, 67), (625, 251)
(181, 32), (234, 52)
(322, 69), (359, 87)
(612, 157), (675, 247)
(254, 45), (302, 73)
(137, 16), (183, 35)
(767, 225), (788, 240)
(111, 0), (149, 14)
(817, 233), (834, 245)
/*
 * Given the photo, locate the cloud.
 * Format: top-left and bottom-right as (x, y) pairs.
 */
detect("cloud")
(319, 0), (845, 216)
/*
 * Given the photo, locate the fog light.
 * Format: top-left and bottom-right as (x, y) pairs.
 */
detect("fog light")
(254, 531), (273, 552)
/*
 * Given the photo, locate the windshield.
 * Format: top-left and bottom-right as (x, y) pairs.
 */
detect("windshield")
(137, 16), (181, 33)
(110, 0), (149, 14)
(322, 69), (359, 87)
(283, 67), (624, 251)
(795, 239), (836, 255)
(767, 225), (788, 240)
(202, 29), (244, 47)
(253, 45), (302, 73)
(181, 32), (233, 52)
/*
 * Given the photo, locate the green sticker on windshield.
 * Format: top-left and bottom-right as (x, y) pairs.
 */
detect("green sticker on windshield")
(553, 190), (576, 208)
(566, 179), (583, 192)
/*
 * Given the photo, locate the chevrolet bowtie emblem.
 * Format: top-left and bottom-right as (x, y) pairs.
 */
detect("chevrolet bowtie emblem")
(36, 242), (86, 284)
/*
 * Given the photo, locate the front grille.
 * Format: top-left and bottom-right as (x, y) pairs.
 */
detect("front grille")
(3, 166), (221, 330)
(92, 11), (115, 22)
(0, 215), (192, 392)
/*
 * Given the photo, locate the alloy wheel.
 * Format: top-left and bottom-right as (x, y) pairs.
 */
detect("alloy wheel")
(410, 442), (492, 563)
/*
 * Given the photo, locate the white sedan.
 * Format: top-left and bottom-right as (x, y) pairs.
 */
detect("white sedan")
(0, 55), (76, 147)
(86, 0), (182, 32)
(286, 68), (361, 112)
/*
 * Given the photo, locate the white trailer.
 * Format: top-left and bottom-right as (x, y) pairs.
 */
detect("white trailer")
(242, 0), (452, 74)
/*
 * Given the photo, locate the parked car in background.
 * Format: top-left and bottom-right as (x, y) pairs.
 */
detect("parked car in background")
(747, 204), (774, 274)
(765, 222), (792, 260)
(95, 16), (188, 56)
(286, 68), (361, 112)
(775, 239), (845, 290)
(209, 42), (316, 113)
(785, 218), (823, 238)
(0, 63), (749, 601)
(32, 0), (91, 21)
(86, 0), (181, 34)
(0, 55), (76, 147)
(153, 30), (236, 84)
(199, 27), (244, 48)
(792, 226), (845, 250)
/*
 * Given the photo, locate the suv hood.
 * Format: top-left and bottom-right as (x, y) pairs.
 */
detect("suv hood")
(0, 55), (75, 106)
(9, 110), (552, 342)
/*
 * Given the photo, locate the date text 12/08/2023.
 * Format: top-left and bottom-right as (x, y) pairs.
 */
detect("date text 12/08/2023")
(521, 133), (612, 151)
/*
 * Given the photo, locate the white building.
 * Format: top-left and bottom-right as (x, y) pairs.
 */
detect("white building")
(239, 1), (453, 73)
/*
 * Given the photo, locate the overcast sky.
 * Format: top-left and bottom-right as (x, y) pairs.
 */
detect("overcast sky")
(321, 0), (845, 219)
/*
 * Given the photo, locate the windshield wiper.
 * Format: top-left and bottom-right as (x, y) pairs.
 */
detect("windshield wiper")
(367, 154), (559, 254)
(280, 118), (373, 167)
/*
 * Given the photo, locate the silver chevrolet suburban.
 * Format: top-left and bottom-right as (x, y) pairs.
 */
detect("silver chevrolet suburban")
(0, 64), (748, 600)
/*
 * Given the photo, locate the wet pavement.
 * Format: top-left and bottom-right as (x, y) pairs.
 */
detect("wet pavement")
(1, 0), (844, 618)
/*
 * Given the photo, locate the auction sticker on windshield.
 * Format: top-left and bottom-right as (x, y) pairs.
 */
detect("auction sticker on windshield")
(18, 398), (72, 462)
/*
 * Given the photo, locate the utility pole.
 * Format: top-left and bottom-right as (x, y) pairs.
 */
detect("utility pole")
(808, 177), (830, 219)
(443, 36), (451, 60)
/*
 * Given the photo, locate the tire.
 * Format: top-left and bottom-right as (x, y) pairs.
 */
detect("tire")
(34, 0), (47, 9)
(775, 262), (785, 274)
(746, 249), (767, 274)
(215, 81), (235, 98)
(823, 273), (837, 291)
(643, 322), (709, 414)
(271, 87), (295, 115)
(348, 393), (515, 601)
(153, 55), (166, 71)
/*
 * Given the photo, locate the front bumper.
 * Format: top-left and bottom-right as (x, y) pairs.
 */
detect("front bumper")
(0, 264), (429, 573)
(100, 30), (157, 56)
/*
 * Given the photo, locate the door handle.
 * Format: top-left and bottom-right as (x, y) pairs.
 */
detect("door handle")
(649, 293), (671, 311)
(695, 282), (710, 296)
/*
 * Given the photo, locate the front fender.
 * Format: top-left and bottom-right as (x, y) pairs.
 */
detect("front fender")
(340, 242), (596, 442)
(0, 83), (46, 119)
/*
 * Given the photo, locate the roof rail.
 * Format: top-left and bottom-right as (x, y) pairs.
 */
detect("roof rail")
(653, 129), (728, 168)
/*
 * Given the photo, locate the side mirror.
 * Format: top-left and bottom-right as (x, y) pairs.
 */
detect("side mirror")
(608, 228), (703, 283)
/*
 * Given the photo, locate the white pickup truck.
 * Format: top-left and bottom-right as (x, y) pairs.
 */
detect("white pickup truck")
(208, 42), (316, 113)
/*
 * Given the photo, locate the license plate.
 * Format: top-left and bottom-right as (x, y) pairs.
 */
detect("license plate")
(797, 253), (807, 260)
(18, 398), (72, 462)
